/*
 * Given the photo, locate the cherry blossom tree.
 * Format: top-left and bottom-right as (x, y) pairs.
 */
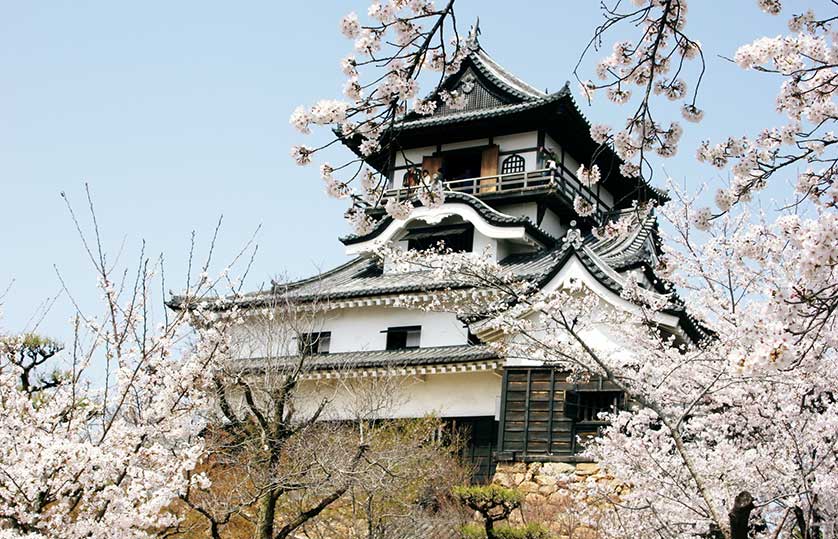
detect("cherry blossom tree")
(0, 188), (247, 538)
(298, 1), (838, 538)
(169, 281), (469, 539)
(289, 0), (470, 234)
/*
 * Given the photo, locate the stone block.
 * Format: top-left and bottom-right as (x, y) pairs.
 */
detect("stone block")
(518, 481), (540, 494)
(493, 472), (512, 487)
(541, 462), (576, 476)
(575, 463), (600, 476)
(525, 493), (542, 504)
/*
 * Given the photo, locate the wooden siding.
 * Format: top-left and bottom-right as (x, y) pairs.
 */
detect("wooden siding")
(498, 368), (621, 461)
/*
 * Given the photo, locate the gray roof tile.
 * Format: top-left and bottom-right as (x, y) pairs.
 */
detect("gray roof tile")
(238, 344), (498, 372)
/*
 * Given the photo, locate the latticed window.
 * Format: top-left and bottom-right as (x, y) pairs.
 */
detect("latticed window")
(500, 154), (525, 174)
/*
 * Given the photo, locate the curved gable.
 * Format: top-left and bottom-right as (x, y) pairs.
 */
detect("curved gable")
(341, 192), (556, 255)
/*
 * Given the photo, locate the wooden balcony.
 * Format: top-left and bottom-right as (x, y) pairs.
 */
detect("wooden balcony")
(385, 165), (610, 221)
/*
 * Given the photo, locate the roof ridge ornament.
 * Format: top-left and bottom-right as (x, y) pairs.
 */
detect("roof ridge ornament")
(562, 220), (584, 250)
(466, 17), (481, 51)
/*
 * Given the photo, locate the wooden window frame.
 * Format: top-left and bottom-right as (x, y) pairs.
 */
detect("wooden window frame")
(383, 325), (421, 351)
(500, 153), (526, 174)
(297, 331), (331, 355)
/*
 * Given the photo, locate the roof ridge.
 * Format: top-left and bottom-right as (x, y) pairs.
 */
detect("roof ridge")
(271, 256), (370, 293)
(396, 94), (564, 130)
(470, 47), (546, 100)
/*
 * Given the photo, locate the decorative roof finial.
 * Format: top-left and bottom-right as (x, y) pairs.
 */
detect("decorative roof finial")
(562, 220), (584, 250)
(466, 17), (481, 49)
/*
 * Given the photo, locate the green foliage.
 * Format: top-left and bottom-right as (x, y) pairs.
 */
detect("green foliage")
(454, 485), (552, 539)
(460, 522), (553, 539)
(0, 333), (66, 397)
(453, 484), (524, 511)
(460, 523), (486, 539)
(494, 523), (552, 539)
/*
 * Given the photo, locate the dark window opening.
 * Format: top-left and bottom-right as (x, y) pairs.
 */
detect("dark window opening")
(298, 331), (331, 355)
(406, 224), (473, 253)
(445, 417), (498, 484)
(501, 154), (526, 174)
(385, 325), (421, 350)
(566, 390), (623, 451)
(565, 390), (623, 423)
(441, 148), (483, 182)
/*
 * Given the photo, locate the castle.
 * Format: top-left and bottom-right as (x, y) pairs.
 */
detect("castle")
(218, 26), (701, 485)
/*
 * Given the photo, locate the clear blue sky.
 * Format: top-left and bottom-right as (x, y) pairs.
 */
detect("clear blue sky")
(0, 1), (791, 343)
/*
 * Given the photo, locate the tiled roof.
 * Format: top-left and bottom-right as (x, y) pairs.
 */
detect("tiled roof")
(237, 344), (498, 372)
(270, 245), (569, 304)
(397, 91), (566, 131)
(590, 209), (659, 270)
(172, 211), (708, 343)
(209, 212), (650, 309)
(470, 47), (547, 99)
(393, 42), (566, 131)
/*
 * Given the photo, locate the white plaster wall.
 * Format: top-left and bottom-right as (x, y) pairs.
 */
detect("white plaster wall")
(441, 138), (490, 152)
(495, 132), (537, 151)
(539, 208), (565, 238)
(499, 151), (538, 173)
(496, 202), (537, 222)
(394, 145), (435, 168)
(490, 203), (565, 247)
(496, 132), (538, 173)
(472, 229), (498, 261)
(544, 134), (567, 166)
(319, 306), (469, 353)
(382, 240), (409, 274)
(393, 132), (540, 174)
(230, 306), (470, 360)
(294, 370), (502, 420)
(503, 295), (638, 371)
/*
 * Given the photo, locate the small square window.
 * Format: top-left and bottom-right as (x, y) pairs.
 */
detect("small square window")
(384, 326), (421, 350)
(297, 332), (331, 355)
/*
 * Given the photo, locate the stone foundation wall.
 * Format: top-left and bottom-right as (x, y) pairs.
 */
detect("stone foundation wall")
(492, 461), (625, 538)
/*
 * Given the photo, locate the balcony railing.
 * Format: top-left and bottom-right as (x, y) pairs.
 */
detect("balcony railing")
(385, 165), (610, 221)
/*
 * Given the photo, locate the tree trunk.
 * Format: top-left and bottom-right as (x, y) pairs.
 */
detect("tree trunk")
(256, 488), (280, 539)
(484, 518), (495, 539)
(729, 491), (754, 539)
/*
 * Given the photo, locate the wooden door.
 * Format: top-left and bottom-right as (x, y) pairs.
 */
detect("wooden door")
(421, 155), (443, 183)
(479, 145), (499, 193)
